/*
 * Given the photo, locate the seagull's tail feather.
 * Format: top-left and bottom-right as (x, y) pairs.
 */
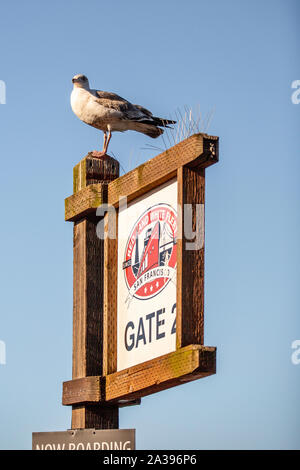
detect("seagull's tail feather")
(133, 117), (176, 128)
(130, 122), (164, 138)
(152, 117), (177, 128)
(130, 116), (176, 138)
(142, 126), (164, 139)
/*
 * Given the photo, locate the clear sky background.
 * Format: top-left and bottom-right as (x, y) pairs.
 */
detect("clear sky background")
(0, 0), (299, 450)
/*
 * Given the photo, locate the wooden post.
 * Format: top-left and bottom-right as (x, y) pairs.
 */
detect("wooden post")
(69, 154), (120, 430)
(176, 165), (205, 349)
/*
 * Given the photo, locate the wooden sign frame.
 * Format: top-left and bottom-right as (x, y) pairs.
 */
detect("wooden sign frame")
(63, 133), (218, 422)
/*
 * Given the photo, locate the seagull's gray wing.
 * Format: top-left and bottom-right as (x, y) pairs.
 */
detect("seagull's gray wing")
(94, 90), (136, 116)
(132, 104), (153, 118)
(94, 90), (157, 122)
(93, 90), (175, 127)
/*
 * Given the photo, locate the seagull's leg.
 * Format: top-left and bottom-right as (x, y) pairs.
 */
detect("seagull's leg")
(104, 130), (112, 154)
(92, 131), (108, 158)
(92, 130), (112, 159)
(102, 131), (107, 152)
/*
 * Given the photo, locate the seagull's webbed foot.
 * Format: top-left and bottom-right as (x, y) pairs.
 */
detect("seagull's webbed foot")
(91, 150), (109, 158)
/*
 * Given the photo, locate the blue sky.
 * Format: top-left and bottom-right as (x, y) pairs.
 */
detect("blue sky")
(0, 0), (299, 449)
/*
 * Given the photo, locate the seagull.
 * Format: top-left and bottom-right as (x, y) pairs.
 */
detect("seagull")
(71, 74), (176, 157)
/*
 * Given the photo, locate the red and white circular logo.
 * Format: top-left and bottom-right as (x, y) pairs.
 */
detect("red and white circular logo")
(123, 203), (177, 301)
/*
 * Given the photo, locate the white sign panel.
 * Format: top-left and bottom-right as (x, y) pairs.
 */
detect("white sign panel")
(117, 178), (177, 371)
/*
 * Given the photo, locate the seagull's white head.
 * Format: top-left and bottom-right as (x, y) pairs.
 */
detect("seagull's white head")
(72, 74), (90, 89)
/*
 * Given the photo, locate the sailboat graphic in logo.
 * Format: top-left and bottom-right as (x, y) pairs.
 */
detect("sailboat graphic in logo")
(123, 203), (177, 303)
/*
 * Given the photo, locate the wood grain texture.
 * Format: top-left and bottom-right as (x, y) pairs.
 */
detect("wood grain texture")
(107, 133), (217, 207)
(72, 216), (121, 429)
(177, 166), (205, 348)
(66, 153), (119, 222)
(63, 377), (101, 405)
(65, 184), (105, 222)
(72, 404), (119, 430)
(105, 345), (216, 402)
(65, 134), (219, 222)
(72, 218), (104, 378)
(63, 376), (141, 408)
(103, 210), (118, 376)
(64, 345), (215, 405)
(69, 154), (120, 429)
(73, 154), (119, 193)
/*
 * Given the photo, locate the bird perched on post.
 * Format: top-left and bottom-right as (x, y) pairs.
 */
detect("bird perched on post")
(71, 74), (176, 157)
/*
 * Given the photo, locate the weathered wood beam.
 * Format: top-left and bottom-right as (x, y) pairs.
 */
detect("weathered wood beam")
(103, 210), (118, 376)
(65, 133), (219, 221)
(62, 345), (216, 406)
(105, 345), (216, 402)
(107, 133), (218, 208)
(65, 183), (105, 222)
(63, 376), (141, 408)
(63, 377), (101, 405)
(177, 166), (205, 348)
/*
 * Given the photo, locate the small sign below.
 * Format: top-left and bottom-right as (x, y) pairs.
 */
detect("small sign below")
(32, 428), (135, 450)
